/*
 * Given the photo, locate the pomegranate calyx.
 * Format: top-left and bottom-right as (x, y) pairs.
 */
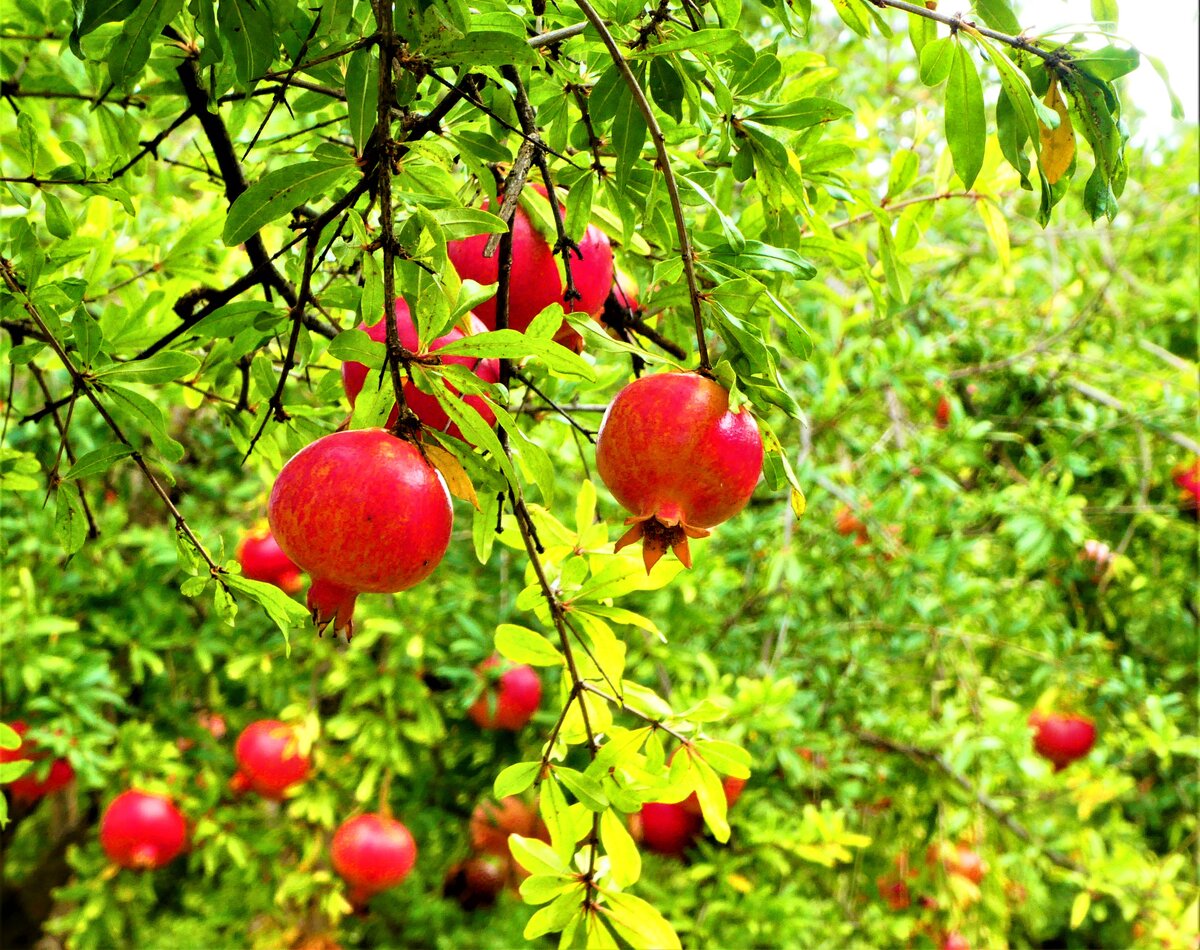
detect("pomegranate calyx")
(614, 515), (711, 573)
(307, 578), (358, 641)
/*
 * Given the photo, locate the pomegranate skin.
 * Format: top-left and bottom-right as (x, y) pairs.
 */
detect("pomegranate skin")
(237, 527), (304, 594)
(100, 790), (187, 870)
(446, 185), (614, 338)
(332, 813), (416, 903)
(468, 657), (542, 731)
(1029, 711), (1097, 771)
(0, 722), (75, 801)
(267, 429), (453, 637)
(341, 299), (500, 440)
(595, 372), (764, 571)
(234, 720), (311, 799)
(635, 802), (701, 857)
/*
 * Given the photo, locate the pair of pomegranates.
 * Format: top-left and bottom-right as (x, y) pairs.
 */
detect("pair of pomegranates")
(444, 795), (548, 910)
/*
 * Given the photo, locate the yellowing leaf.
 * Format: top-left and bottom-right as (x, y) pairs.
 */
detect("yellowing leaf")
(424, 443), (479, 509)
(1039, 78), (1076, 185)
(1071, 890), (1092, 929)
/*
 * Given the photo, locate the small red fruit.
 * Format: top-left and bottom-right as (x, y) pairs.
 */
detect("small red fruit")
(929, 842), (985, 884)
(876, 875), (911, 911)
(268, 428), (453, 637)
(332, 813), (417, 905)
(468, 657), (542, 731)
(340, 299), (500, 440)
(935, 395), (951, 428)
(100, 790), (187, 870)
(943, 934), (971, 950)
(443, 855), (508, 910)
(1029, 710), (1096, 771)
(469, 796), (548, 857)
(446, 185), (613, 344)
(0, 721), (75, 801)
(595, 372), (764, 571)
(1173, 458), (1200, 517)
(237, 526), (304, 594)
(234, 720), (312, 799)
(634, 802), (701, 857)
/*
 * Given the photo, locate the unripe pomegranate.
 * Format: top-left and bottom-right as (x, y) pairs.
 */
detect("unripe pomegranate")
(1029, 710), (1096, 771)
(100, 790), (187, 870)
(468, 657), (542, 731)
(0, 721), (74, 801)
(267, 429), (453, 637)
(237, 526), (304, 593)
(595, 372), (763, 571)
(443, 855), (507, 910)
(331, 813), (416, 904)
(469, 796), (548, 857)
(340, 299), (500, 440)
(234, 720), (311, 799)
(633, 802), (701, 857)
(446, 185), (614, 341)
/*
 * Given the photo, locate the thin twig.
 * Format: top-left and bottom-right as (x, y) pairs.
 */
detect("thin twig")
(866, 0), (1060, 62)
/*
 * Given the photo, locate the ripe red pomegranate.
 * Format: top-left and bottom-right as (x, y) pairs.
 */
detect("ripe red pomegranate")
(1173, 458), (1200, 517)
(935, 394), (951, 428)
(234, 720), (312, 799)
(446, 184), (613, 343)
(331, 813), (417, 905)
(469, 796), (548, 857)
(237, 526), (304, 594)
(468, 657), (542, 731)
(340, 299), (500, 440)
(595, 372), (763, 571)
(268, 428), (453, 637)
(0, 721), (74, 800)
(633, 802), (701, 857)
(1029, 710), (1097, 771)
(100, 790), (187, 870)
(443, 855), (507, 910)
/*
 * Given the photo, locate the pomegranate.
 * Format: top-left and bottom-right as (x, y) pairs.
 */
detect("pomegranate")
(928, 842), (985, 884)
(331, 813), (417, 905)
(446, 184), (614, 344)
(100, 790), (187, 870)
(341, 299), (500, 440)
(600, 270), (643, 334)
(1029, 710), (1096, 771)
(234, 720), (312, 799)
(237, 526), (304, 593)
(469, 796), (548, 857)
(1173, 458), (1200, 517)
(935, 394), (951, 428)
(834, 505), (870, 545)
(0, 721), (74, 801)
(943, 934), (971, 950)
(633, 801), (701, 857)
(267, 428), (453, 637)
(443, 855), (507, 910)
(595, 372), (763, 571)
(467, 657), (542, 731)
(876, 874), (911, 910)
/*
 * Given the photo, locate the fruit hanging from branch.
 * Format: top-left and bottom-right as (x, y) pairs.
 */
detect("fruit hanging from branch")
(267, 429), (453, 638)
(341, 299), (500, 441)
(1029, 710), (1097, 771)
(237, 526), (304, 594)
(233, 720), (312, 800)
(331, 813), (417, 907)
(596, 372), (764, 571)
(632, 801), (702, 858)
(99, 790), (187, 870)
(467, 657), (542, 731)
(0, 721), (75, 801)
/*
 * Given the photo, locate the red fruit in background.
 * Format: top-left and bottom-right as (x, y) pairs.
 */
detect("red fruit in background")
(446, 185), (613, 340)
(928, 842), (985, 884)
(468, 657), (542, 731)
(268, 429), (453, 637)
(237, 526), (304, 594)
(469, 796), (548, 857)
(681, 776), (747, 817)
(0, 721), (75, 801)
(100, 790), (187, 870)
(943, 934), (971, 950)
(1173, 458), (1200, 516)
(197, 711), (227, 740)
(634, 802), (701, 857)
(1029, 710), (1096, 771)
(340, 299), (500, 440)
(935, 394), (951, 428)
(234, 720), (311, 799)
(595, 372), (764, 572)
(876, 875), (911, 910)
(332, 813), (417, 904)
(443, 855), (507, 910)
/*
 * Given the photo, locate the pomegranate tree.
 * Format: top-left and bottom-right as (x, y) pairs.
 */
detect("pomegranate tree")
(633, 801), (701, 858)
(331, 813), (417, 905)
(267, 429), (453, 637)
(237, 526), (304, 593)
(0, 721), (74, 800)
(595, 372), (764, 571)
(99, 790), (187, 870)
(445, 184), (613, 345)
(467, 657), (542, 731)
(1029, 710), (1097, 771)
(340, 299), (499, 440)
(233, 720), (311, 799)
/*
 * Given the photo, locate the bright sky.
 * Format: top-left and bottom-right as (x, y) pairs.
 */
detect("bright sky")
(1016, 0), (1199, 143)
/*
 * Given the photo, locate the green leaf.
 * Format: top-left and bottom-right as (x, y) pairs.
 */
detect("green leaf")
(55, 481), (88, 555)
(220, 0), (275, 87)
(599, 809), (641, 888)
(428, 208), (508, 242)
(509, 833), (568, 877)
(72, 310), (103, 367)
(635, 28), (741, 56)
(436, 328), (596, 380)
(495, 624), (563, 667)
(62, 444), (134, 481)
(1074, 46), (1140, 82)
(493, 761), (540, 799)
(553, 767), (608, 811)
(600, 892), (682, 950)
(919, 37), (954, 87)
(327, 328), (384, 368)
(224, 574), (308, 651)
(96, 351), (200, 384)
(648, 57), (684, 124)
(0, 722), (21, 749)
(223, 160), (355, 247)
(945, 42), (985, 189)
(745, 97), (851, 130)
(523, 888), (584, 940)
(344, 48), (378, 154)
(43, 192), (72, 239)
(425, 31), (538, 67)
(973, 0), (1022, 33)
(908, 12), (936, 55)
(106, 385), (186, 462)
(613, 82), (648, 191)
(831, 0), (871, 37)
(72, 0), (141, 56)
(107, 0), (183, 89)
(1090, 0), (1118, 25)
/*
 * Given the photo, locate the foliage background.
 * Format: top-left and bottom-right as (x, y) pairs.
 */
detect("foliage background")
(1, 0), (1197, 948)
